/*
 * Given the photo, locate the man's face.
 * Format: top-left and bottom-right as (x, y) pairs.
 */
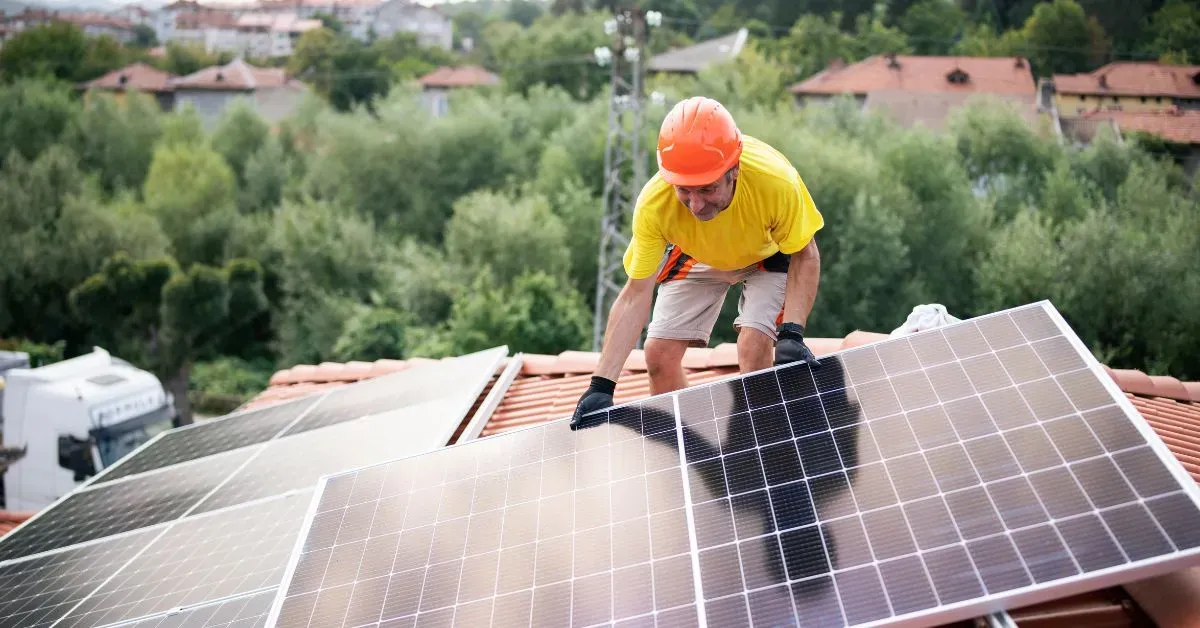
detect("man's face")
(673, 167), (738, 221)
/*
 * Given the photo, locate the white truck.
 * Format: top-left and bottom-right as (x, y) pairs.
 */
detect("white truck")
(1, 347), (176, 511)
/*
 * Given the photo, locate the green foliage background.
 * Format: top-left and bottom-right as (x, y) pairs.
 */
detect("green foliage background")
(1, 0), (1198, 416)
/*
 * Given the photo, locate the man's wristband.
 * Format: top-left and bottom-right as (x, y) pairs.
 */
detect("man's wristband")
(589, 376), (616, 395)
(778, 322), (805, 339)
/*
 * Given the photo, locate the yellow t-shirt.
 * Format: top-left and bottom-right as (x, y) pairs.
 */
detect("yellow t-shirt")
(622, 135), (824, 280)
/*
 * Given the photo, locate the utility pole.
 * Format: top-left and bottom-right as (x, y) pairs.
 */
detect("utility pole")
(591, 6), (662, 352)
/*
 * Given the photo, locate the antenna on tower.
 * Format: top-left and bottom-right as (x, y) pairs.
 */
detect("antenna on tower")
(591, 6), (661, 352)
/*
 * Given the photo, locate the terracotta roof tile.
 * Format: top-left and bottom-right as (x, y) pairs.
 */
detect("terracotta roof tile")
(172, 58), (291, 91)
(1054, 62), (1200, 99)
(791, 55), (1036, 97)
(417, 65), (500, 88)
(1078, 108), (1200, 145)
(84, 62), (176, 93)
(0, 511), (32, 539)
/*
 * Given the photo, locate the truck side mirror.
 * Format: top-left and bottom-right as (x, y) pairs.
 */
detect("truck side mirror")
(57, 435), (96, 482)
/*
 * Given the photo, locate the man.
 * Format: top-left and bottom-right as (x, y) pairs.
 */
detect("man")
(571, 96), (824, 429)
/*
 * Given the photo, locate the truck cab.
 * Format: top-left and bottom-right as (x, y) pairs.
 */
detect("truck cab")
(1, 347), (176, 511)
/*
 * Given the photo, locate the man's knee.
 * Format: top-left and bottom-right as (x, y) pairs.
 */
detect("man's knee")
(644, 338), (688, 375)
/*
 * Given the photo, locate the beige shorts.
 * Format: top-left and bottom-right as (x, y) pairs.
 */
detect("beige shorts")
(648, 247), (789, 347)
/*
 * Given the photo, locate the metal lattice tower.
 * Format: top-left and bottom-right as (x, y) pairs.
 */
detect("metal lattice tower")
(591, 8), (661, 351)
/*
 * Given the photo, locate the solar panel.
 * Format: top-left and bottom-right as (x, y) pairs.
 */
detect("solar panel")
(112, 589), (275, 628)
(0, 528), (157, 628)
(0, 346), (513, 628)
(266, 302), (1200, 627)
(192, 397), (484, 515)
(0, 447), (255, 562)
(90, 395), (323, 485)
(279, 347), (507, 437)
(57, 490), (313, 628)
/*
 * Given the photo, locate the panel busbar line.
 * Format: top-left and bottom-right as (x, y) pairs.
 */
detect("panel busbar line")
(267, 302), (1200, 627)
(111, 589), (276, 628)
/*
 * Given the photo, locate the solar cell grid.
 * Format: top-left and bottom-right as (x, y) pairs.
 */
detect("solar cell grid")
(192, 397), (477, 515)
(0, 447), (256, 562)
(0, 528), (157, 628)
(57, 490), (313, 628)
(92, 395), (323, 485)
(268, 303), (1200, 627)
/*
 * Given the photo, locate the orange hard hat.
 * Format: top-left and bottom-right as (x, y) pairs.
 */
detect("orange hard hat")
(656, 96), (743, 187)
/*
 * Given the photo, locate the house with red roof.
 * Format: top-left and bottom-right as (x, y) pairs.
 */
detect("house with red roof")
(790, 54), (1039, 131)
(171, 58), (309, 127)
(416, 65), (500, 117)
(80, 62), (178, 110)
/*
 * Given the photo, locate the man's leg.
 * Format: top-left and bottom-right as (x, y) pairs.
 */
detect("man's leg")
(645, 255), (730, 395)
(644, 338), (690, 395)
(737, 326), (774, 374)
(734, 257), (789, 374)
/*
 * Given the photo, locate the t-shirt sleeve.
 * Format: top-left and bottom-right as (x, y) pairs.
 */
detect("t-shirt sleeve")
(622, 199), (668, 281)
(772, 173), (824, 255)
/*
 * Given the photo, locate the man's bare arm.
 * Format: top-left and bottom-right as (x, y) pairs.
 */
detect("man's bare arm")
(782, 238), (820, 326)
(594, 276), (657, 381)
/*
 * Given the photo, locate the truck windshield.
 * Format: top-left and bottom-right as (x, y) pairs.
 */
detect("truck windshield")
(92, 406), (176, 468)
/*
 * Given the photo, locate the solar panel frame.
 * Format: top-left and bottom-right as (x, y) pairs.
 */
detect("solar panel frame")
(108, 589), (276, 628)
(266, 302), (1200, 628)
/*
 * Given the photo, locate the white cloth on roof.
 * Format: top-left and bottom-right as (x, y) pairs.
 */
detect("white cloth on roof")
(890, 304), (961, 337)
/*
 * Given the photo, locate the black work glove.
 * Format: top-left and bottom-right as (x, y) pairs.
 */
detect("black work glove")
(570, 376), (615, 430)
(775, 322), (821, 368)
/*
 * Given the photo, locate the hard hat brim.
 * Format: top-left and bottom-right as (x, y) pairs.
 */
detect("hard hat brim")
(658, 144), (742, 187)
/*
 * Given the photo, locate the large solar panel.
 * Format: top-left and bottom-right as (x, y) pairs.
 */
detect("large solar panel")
(0, 347), (511, 628)
(0, 447), (255, 562)
(280, 347), (507, 437)
(90, 395), (324, 485)
(266, 302), (1200, 627)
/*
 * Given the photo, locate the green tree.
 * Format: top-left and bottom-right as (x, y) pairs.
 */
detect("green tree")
(0, 146), (168, 346)
(163, 42), (226, 76)
(900, 0), (967, 55)
(64, 91), (162, 193)
(444, 190), (572, 286)
(0, 22), (87, 82)
(290, 28), (391, 111)
(485, 12), (609, 99)
(506, 0), (545, 26)
(333, 306), (408, 361)
(1147, 0), (1200, 63)
(210, 99), (271, 184)
(1020, 0), (1110, 75)
(421, 270), (590, 356)
(69, 253), (268, 424)
(76, 35), (130, 82)
(0, 78), (79, 165)
(142, 142), (239, 267)
(131, 24), (158, 48)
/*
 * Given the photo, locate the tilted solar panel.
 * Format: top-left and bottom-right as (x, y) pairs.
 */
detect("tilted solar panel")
(266, 302), (1200, 627)
(0, 346), (511, 628)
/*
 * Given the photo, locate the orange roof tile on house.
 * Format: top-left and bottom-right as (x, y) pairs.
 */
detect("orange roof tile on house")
(1080, 107), (1200, 145)
(417, 65), (500, 89)
(0, 511), (31, 539)
(791, 55), (1036, 97)
(1054, 62), (1200, 100)
(84, 62), (176, 93)
(171, 58), (291, 91)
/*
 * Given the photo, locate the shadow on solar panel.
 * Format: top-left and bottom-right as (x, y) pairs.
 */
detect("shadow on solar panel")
(264, 301), (1200, 628)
